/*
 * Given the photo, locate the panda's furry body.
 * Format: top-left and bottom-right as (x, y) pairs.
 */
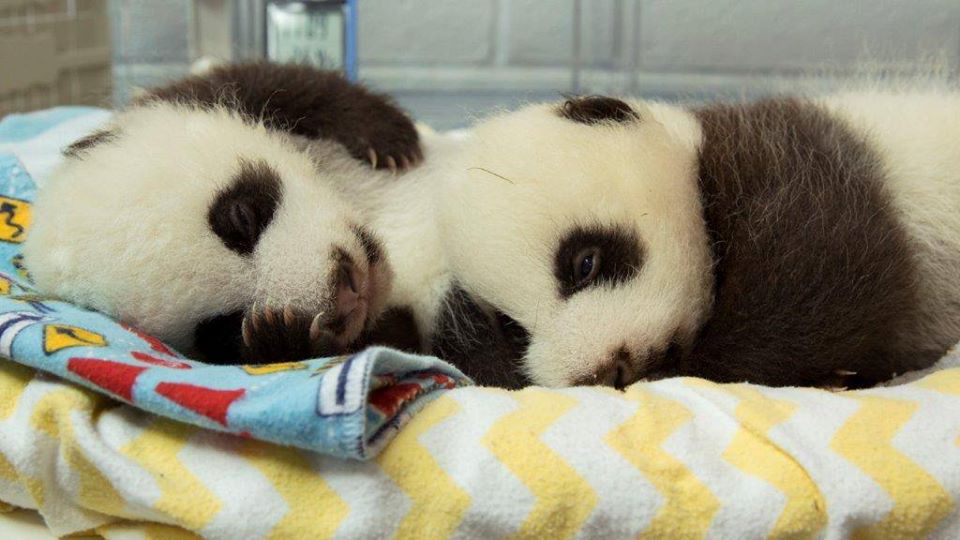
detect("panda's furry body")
(22, 61), (960, 389)
(23, 63), (421, 363)
(432, 90), (960, 389)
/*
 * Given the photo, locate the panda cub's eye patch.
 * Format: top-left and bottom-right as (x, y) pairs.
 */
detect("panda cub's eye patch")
(554, 225), (643, 298)
(208, 159), (282, 255)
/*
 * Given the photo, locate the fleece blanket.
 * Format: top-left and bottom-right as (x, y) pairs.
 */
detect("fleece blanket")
(0, 108), (470, 461)
(2, 107), (960, 539)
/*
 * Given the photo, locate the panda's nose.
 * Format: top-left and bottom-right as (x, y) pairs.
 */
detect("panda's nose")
(335, 259), (363, 317)
(575, 342), (684, 389)
(576, 347), (638, 389)
(609, 347), (638, 389)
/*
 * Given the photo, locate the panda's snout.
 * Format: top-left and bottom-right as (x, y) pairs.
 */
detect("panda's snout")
(575, 347), (637, 389)
(575, 341), (683, 390)
(335, 258), (364, 318)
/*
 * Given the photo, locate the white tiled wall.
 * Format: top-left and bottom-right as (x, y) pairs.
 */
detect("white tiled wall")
(637, 0), (960, 72)
(358, 0), (495, 64)
(354, 0), (960, 89)
(108, 0), (960, 126)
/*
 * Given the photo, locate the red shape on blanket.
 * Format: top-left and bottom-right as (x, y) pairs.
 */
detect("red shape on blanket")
(369, 382), (422, 418)
(131, 351), (192, 369)
(417, 372), (457, 389)
(120, 322), (179, 357)
(155, 382), (245, 426)
(67, 357), (148, 401)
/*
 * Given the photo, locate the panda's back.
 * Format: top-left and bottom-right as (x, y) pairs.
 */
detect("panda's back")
(686, 93), (955, 386)
(822, 90), (960, 361)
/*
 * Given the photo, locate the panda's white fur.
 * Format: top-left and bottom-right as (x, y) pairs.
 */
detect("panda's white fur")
(24, 102), (389, 356)
(427, 88), (960, 388)
(339, 128), (462, 347)
(432, 102), (713, 386)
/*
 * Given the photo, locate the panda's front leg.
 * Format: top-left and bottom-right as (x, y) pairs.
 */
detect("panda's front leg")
(239, 304), (344, 364)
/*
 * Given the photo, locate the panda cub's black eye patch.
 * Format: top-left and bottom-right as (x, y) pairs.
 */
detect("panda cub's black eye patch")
(209, 159), (282, 255)
(554, 225), (644, 299)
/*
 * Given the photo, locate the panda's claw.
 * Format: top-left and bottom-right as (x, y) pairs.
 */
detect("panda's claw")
(367, 148), (378, 169)
(241, 316), (252, 347)
(386, 155), (398, 173)
(249, 302), (262, 331)
(400, 155), (412, 170)
(240, 303), (352, 364)
(309, 313), (324, 342)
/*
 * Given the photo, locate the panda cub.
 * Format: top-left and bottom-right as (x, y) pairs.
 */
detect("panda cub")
(23, 63), (421, 364)
(433, 90), (960, 389)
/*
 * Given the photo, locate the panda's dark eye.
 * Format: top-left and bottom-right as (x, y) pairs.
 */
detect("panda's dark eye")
(554, 225), (644, 299)
(572, 247), (601, 285)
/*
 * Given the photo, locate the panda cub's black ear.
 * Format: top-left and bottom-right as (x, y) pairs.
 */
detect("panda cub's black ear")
(208, 159), (282, 256)
(558, 95), (639, 125)
(62, 128), (119, 158)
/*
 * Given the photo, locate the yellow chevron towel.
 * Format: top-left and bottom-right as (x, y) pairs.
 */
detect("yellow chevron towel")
(1, 352), (959, 539)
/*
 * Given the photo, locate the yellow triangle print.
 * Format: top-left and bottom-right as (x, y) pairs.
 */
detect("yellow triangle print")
(43, 324), (107, 354)
(0, 275), (10, 295)
(241, 361), (306, 375)
(0, 196), (32, 243)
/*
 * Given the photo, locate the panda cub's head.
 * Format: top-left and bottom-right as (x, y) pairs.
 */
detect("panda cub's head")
(25, 102), (391, 362)
(436, 97), (713, 388)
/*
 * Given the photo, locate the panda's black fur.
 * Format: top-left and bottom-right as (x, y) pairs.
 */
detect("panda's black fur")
(137, 62), (422, 170)
(678, 98), (925, 388)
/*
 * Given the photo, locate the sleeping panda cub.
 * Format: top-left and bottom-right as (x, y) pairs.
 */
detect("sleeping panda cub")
(435, 90), (960, 389)
(23, 63), (420, 364)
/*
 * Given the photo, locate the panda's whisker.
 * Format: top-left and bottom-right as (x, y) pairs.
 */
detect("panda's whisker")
(256, 88), (284, 126)
(467, 167), (515, 185)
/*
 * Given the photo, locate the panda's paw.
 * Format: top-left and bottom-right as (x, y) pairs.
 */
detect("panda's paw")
(345, 107), (422, 173)
(239, 304), (343, 364)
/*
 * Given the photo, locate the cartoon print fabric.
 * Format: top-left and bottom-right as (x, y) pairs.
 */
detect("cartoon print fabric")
(0, 112), (469, 460)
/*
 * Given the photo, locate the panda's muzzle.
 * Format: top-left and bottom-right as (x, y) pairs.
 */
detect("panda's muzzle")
(333, 253), (366, 327)
(230, 231), (390, 365)
(573, 340), (683, 389)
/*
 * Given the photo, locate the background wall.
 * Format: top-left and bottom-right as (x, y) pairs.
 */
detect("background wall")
(109, 0), (960, 128)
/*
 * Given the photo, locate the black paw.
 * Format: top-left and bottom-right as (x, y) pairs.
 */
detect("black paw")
(240, 304), (343, 365)
(345, 103), (422, 172)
